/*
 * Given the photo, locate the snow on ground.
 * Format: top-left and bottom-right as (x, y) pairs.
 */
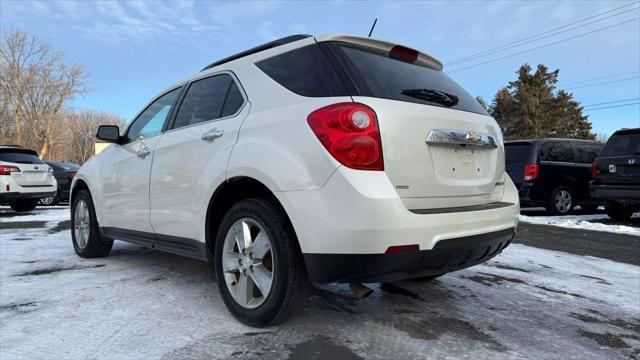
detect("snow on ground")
(519, 212), (640, 236)
(1, 207), (639, 359)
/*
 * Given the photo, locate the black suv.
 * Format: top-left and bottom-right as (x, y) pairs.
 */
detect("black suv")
(505, 139), (603, 214)
(591, 128), (640, 221)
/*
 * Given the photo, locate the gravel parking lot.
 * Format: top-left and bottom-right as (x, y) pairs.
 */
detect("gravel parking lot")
(1, 207), (639, 359)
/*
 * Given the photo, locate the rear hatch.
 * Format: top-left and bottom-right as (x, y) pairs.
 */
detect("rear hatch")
(595, 129), (640, 185)
(320, 38), (504, 209)
(0, 148), (51, 187)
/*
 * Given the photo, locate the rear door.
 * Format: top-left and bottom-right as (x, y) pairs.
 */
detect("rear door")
(0, 149), (51, 187)
(149, 72), (248, 242)
(323, 41), (503, 209)
(597, 130), (640, 185)
(538, 141), (578, 186)
(572, 142), (604, 197)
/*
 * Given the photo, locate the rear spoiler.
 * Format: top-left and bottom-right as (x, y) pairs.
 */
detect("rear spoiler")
(315, 33), (443, 71)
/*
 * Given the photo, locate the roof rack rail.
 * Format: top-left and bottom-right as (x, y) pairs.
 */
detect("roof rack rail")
(200, 34), (312, 72)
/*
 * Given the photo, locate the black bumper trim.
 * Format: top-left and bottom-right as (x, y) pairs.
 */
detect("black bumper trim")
(0, 191), (56, 201)
(591, 185), (640, 201)
(303, 228), (515, 283)
(410, 202), (515, 215)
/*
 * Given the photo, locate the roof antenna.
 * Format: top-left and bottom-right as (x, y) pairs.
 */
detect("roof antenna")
(368, 18), (378, 38)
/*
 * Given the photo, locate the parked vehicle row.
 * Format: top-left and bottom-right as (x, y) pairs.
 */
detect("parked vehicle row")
(39, 161), (80, 205)
(69, 33), (519, 326)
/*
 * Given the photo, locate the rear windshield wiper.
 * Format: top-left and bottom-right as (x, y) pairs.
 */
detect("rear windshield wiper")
(401, 88), (459, 107)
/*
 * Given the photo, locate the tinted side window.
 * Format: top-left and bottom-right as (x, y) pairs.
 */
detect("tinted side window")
(602, 133), (640, 157)
(127, 88), (181, 142)
(0, 150), (44, 164)
(574, 143), (602, 163)
(222, 81), (244, 118)
(540, 142), (574, 162)
(257, 44), (348, 97)
(173, 75), (242, 129)
(505, 144), (531, 164)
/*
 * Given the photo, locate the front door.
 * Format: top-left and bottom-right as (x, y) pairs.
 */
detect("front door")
(149, 73), (248, 242)
(102, 87), (182, 232)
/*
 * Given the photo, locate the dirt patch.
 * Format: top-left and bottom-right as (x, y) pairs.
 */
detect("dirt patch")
(578, 329), (635, 349)
(1, 221), (47, 230)
(463, 272), (525, 287)
(48, 220), (71, 233)
(533, 285), (585, 299)
(572, 311), (640, 332)
(11, 237), (33, 241)
(287, 336), (362, 360)
(488, 263), (531, 273)
(578, 274), (612, 285)
(13, 264), (105, 277)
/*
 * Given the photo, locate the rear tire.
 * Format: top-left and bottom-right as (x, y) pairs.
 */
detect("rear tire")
(605, 202), (635, 222)
(9, 200), (37, 212)
(71, 189), (113, 258)
(546, 186), (575, 215)
(214, 198), (309, 326)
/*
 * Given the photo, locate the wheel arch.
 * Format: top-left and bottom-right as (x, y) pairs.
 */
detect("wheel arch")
(204, 176), (300, 263)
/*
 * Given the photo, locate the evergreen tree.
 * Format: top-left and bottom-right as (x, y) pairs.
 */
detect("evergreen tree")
(488, 64), (595, 140)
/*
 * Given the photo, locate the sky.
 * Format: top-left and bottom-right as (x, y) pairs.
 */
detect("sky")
(1, 0), (639, 136)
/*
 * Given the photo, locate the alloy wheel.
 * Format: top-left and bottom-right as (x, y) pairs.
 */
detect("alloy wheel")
(222, 218), (275, 309)
(74, 200), (90, 249)
(554, 190), (572, 213)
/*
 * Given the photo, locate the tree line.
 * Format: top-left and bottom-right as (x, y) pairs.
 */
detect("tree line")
(0, 29), (124, 164)
(477, 64), (596, 141)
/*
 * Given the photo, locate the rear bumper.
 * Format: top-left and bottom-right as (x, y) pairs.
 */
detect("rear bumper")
(0, 191), (56, 202)
(304, 228), (515, 283)
(275, 167), (519, 282)
(591, 184), (640, 202)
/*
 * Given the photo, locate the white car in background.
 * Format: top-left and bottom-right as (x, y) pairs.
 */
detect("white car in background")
(0, 146), (57, 212)
(70, 34), (519, 326)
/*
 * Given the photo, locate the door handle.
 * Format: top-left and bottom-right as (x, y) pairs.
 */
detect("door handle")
(201, 128), (224, 141)
(137, 147), (151, 158)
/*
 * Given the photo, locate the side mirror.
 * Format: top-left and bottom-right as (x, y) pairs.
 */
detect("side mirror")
(96, 125), (121, 144)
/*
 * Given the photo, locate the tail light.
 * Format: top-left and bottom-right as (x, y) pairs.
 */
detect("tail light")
(307, 103), (384, 171)
(385, 244), (419, 254)
(69, 171), (77, 178)
(0, 165), (20, 176)
(591, 162), (597, 178)
(523, 163), (538, 181)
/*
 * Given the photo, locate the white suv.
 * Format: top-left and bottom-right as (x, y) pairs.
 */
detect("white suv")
(70, 34), (519, 326)
(1, 146), (57, 212)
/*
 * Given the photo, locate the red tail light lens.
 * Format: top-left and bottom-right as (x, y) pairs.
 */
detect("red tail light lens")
(523, 163), (539, 181)
(307, 103), (384, 171)
(0, 165), (20, 176)
(385, 244), (420, 254)
(591, 162), (597, 178)
(70, 171), (77, 178)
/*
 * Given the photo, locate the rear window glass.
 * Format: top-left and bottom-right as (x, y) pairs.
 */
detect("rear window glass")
(505, 144), (530, 164)
(574, 143), (603, 163)
(602, 132), (640, 157)
(0, 150), (44, 164)
(334, 43), (488, 115)
(256, 44), (348, 97)
(540, 142), (575, 162)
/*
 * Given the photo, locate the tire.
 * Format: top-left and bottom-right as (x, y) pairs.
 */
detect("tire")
(408, 273), (444, 282)
(605, 202), (635, 222)
(9, 199), (38, 212)
(546, 186), (575, 215)
(214, 198), (309, 326)
(40, 194), (59, 206)
(71, 189), (113, 258)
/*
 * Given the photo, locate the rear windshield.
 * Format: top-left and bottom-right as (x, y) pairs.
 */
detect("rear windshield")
(0, 150), (44, 164)
(601, 132), (640, 157)
(332, 43), (489, 115)
(505, 144), (531, 164)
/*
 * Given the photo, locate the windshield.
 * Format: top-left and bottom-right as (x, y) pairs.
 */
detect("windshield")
(602, 132), (640, 157)
(333, 43), (488, 115)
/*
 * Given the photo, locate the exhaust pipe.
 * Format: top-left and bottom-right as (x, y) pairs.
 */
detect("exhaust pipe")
(349, 282), (373, 299)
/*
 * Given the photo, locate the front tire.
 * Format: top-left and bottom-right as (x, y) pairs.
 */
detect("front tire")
(214, 198), (309, 326)
(605, 202), (635, 222)
(71, 190), (113, 258)
(10, 199), (37, 212)
(546, 186), (575, 215)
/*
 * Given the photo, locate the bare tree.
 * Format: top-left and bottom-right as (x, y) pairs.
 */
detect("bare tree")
(63, 109), (124, 164)
(0, 29), (88, 158)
